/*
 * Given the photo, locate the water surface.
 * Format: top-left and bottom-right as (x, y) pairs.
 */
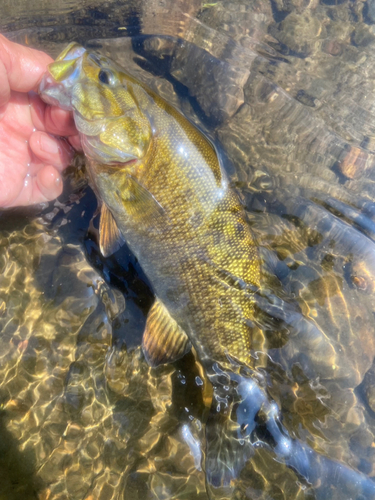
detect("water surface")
(2, 1), (375, 499)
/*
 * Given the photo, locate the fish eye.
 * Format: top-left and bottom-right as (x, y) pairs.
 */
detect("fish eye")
(98, 69), (112, 85)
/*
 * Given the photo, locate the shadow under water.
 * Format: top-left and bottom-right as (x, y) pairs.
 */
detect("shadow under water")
(0, 409), (43, 500)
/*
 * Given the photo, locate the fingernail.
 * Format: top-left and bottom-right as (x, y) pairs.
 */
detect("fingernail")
(40, 133), (60, 155)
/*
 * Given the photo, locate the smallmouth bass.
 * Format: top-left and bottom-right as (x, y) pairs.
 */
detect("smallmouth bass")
(39, 42), (264, 372)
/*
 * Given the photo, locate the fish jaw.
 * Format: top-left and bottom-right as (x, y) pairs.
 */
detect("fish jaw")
(39, 73), (73, 110)
(39, 43), (86, 111)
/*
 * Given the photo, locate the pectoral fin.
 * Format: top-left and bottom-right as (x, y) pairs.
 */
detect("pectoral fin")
(99, 204), (125, 257)
(126, 175), (168, 226)
(142, 299), (191, 367)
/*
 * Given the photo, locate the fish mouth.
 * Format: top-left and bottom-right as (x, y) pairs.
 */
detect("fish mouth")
(39, 74), (74, 111)
(39, 54), (84, 111)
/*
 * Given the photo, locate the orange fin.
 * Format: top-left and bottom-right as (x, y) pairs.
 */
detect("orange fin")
(99, 204), (125, 257)
(142, 299), (191, 367)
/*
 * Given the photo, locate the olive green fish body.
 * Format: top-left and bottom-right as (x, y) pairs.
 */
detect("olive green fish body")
(39, 43), (262, 369)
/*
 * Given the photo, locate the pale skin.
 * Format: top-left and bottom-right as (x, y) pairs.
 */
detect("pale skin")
(0, 34), (81, 208)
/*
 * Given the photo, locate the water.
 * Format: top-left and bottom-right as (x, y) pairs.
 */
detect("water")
(2, 0), (375, 499)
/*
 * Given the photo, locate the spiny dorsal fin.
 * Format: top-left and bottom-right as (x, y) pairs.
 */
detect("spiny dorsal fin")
(142, 298), (191, 367)
(99, 204), (125, 257)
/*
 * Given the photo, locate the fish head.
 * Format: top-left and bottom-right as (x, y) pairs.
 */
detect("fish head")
(39, 42), (152, 169)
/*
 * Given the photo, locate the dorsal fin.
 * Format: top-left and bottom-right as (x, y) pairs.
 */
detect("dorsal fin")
(142, 298), (191, 367)
(99, 204), (125, 257)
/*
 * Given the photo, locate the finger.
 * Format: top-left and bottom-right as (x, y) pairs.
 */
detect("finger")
(0, 164), (23, 207)
(30, 94), (79, 144)
(68, 134), (83, 151)
(45, 105), (77, 137)
(0, 59), (10, 111)
(8, 164), (63, 207)
(35, 164), (63, 201)
(0, 35), (53, 108)
(29, 131), (74, 171)
(29, 91), (47, 131)
(3, 91), (34, 138)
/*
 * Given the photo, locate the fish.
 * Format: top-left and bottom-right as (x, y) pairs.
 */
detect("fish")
(39, 42), (264, 371)
(39, 42), (375, 498)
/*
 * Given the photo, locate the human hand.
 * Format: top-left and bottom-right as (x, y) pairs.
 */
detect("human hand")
(0, 34), (81, 208)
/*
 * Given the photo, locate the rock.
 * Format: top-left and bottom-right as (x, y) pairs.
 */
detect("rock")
(336, 146), (374, 180)
(271, 12), (324, 56)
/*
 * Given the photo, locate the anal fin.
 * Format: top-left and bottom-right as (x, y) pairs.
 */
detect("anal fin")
(142, 299), (191, 367)
(99, 204), (125, 257)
